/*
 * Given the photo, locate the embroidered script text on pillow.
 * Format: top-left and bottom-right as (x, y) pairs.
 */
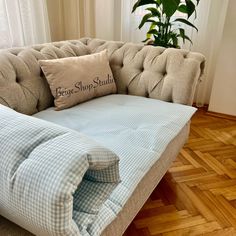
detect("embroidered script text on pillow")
(55, 74), (114, 98)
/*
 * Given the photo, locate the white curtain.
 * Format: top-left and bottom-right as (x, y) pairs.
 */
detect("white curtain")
(191, 0), (229, 106)
(116, 0), (229, 105)
(119, 0), (151, 43)
(0, 0), (51, 48)
(95, 0), (115, 40)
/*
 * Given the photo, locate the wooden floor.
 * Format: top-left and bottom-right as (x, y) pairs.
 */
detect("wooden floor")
(124, 109), (236, 236)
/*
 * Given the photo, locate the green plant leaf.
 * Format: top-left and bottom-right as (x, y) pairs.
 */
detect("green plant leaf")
(154, 35), (165, 47)
(142, 38), (151, 43)
(177, 34), (193, 44)
(185, 0), (195, 18)
(133, 0), (199, 48)
(146, 19), (156, 23)
(146, 20), (165, 27)
(147, 29), (159, 35)
(179, 28), (186, 43)
(162, 0), (180, 17)
(178, 4), (188, 14)
(146, 7), (161, 17)
(138, 13), (153, 29)
(174, 18), (198, 31)
(132, 0), (156, 13)
(146, 22), (157, 38)
(170, 33), (178, 47)
(183, 35), (193, 44)
(177, 28), (193, 44)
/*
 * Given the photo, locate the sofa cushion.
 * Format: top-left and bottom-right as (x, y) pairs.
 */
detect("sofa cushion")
(39, 50), (117, 110)
(34, 94), (197, 235)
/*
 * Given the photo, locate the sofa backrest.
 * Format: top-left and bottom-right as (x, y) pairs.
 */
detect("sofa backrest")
(0, 38), (205, 115)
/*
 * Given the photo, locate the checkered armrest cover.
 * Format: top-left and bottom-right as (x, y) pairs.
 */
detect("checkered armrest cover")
(0, 105), (120, 236)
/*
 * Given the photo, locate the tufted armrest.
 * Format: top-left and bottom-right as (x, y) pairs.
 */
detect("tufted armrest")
(0, 38), (205, 115)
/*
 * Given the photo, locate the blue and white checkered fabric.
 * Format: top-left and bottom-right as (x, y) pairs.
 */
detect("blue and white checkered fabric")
(0, 105), (120, 236)
(34, 94), (197, 235)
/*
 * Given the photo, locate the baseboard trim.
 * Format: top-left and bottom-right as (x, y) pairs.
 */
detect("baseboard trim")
(192, 103), (209, 111)
(206, 111), (236, 121)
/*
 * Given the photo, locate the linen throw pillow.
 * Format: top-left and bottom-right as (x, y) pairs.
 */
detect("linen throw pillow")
(39, 50), (117, 110)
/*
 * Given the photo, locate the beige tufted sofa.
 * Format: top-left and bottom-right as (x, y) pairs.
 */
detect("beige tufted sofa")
(0, 38), (205, 115)
(0, 38), (205, 236)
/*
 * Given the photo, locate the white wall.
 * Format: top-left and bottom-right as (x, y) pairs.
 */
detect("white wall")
(208, 0), (236, 116)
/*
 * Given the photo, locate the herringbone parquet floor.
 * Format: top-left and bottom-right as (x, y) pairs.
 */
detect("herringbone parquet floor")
(124, 109), (236, 236)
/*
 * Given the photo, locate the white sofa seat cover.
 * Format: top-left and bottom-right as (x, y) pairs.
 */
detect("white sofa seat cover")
(34, 94), (197, 235)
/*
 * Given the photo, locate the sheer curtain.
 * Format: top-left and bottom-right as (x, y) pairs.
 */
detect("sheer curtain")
(192, 0), (229, 106)
(0, 0), (51, 48)
(46, 0), (95, 42)
(117, 0), (229, 105)
(119, 0), (150, 43)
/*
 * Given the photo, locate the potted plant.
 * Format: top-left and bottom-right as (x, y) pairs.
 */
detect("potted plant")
(132, 0), (200, 48)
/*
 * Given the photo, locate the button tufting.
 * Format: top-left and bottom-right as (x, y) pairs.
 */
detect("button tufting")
(0, 38), (203, 115)
(36, 100), (40, 111)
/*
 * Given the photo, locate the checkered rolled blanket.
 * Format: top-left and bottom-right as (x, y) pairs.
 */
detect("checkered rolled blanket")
(0, 105), (120, 236)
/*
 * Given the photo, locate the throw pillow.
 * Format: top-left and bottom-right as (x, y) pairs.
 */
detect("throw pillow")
(39, 50), (117, 110)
